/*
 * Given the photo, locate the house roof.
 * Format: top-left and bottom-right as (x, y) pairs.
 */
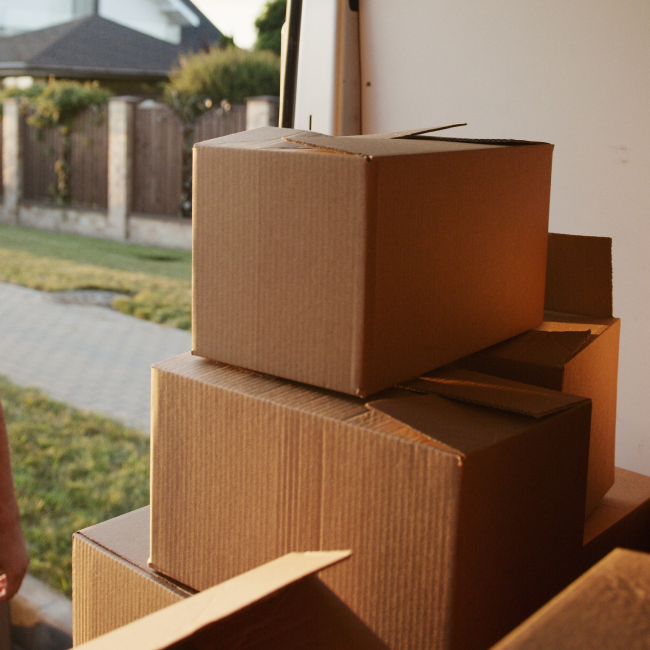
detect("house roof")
(178, 0), (223, 52)
(0, 15), (184, 81)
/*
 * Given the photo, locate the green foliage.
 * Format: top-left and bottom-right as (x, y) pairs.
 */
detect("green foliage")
(254, 0), (287, 56)
(0, 82), (46, 116)
(219, 34), (236, 49)
(27, 79), (112, 133)
(165, 47), (280, 123)
(2, 376), (149, 597)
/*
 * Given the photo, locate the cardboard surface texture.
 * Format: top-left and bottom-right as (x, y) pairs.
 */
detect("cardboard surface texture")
(72, 507), (194, 645)
(192, 126), (553, 396)
(74, 551), (391, 650)
(583, 467), (650, 570)
(490, 549), (650, 650)
(150, 353), (591, 650)
(454, 233), (620, 516)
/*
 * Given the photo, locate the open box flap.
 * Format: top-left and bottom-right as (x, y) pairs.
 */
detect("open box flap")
(546, 233), (613, 318)
(281, 127), (520, 158)
(75, 551), (351, 650)
(399, 367), (589, 419)
(463, 329), (593, 368)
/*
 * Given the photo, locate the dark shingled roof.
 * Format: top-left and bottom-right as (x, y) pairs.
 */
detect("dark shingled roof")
(0, 15), (185, 80)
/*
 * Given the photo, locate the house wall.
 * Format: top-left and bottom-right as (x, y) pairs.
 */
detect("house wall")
(0, 0), (75, 35)
(0, 0), (196, 43)
(359, 1), (650, 476)
(98, 0), (182, 44)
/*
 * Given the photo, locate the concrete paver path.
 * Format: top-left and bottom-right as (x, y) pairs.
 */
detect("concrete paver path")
(0, 282), (192, 433)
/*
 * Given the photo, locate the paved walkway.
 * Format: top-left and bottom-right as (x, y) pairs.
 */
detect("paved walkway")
(0, 283), (192, 433)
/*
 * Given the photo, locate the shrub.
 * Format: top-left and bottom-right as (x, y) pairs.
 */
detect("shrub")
(27, 79), (112, 133)
(255, 0), (287, 56)
(164, 47), (280, 123)
(164, 47), (280, 216)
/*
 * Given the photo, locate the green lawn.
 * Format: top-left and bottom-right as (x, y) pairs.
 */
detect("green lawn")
(1, 375), (149, 598)
(0, 225), (191, 329)
(0, 223), (191, 281)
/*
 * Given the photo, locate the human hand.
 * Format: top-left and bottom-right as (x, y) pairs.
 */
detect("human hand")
(0, 517), (29, 602)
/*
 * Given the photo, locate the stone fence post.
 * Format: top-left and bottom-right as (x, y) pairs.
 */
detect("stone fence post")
(107, 97), (140, 241)
(2, 98), (23, 225)
(246, 96), (280, 130)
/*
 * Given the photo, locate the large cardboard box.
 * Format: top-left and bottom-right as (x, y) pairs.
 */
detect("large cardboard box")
(490, 549), (650, 650)
(75, 551), (389, 650)
(192, 126), (554, 397)
(454, 233), (620, 516)
(583, 467), (650, 570)
(72, 507), (193, 645)
(150, 353), (591, 650)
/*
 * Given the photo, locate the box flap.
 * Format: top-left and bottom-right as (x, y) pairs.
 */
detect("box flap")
(282, 129), (511, 158)
(359, 123), (468, 139)
(400, 367), (590, 418)
(464, 329), (593, 368)
(545, 233), (613, 318)
(195, 126), (313, 151)
(78, 506), (151, 572)
(75, 551), (351, 650)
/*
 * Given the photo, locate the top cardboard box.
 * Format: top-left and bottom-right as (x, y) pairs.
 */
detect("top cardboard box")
(192, 126), (554, 396)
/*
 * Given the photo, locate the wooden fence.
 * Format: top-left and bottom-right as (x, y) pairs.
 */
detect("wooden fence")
(195, 104), (247, 143)
(5, 102), (248, 216)
(22, 108), (108, 208)
(132, 103), (246, 217)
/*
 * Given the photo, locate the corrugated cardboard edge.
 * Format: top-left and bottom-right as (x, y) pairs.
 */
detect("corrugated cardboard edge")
(546, 233), (613, 318)
(74, 551), (351, 650)
(490, 549), (650, 650)
(400, 367), (590, 418)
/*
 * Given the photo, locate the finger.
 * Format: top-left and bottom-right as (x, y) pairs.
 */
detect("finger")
(0, 574), (6, 601)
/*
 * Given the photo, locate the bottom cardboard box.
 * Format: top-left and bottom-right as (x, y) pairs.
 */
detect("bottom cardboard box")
(75, 551), (389, 650)
(583, 466), (650, 570)
(490, 548), (650, 649)
(150, 353), (592, 650)
(72, 507), (193, 645)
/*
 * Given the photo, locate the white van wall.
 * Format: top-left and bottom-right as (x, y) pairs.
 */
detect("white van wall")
(359, 1), (650, 475)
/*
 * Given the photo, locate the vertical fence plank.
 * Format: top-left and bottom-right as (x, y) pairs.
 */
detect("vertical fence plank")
(69, 107), (108, 208)
(132, 103), (184, 216)
(194, 105), (246, 144)
(22, 117), (61, 202)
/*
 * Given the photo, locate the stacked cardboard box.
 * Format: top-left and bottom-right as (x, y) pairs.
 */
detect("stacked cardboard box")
(490, 549), (650, 650)
(74, 551), (390, 650)
(454, 233), (620, 516)
(73, 126), (640, 649)
(72, 507), (193, 645)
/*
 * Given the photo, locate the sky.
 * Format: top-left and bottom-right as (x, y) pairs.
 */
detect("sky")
(192, 0), (271, 49)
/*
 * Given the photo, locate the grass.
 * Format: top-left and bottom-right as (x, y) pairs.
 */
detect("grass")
(0, 223), (191, 281)
(0, 225), (191, 329)
(1, 375), (150, 598)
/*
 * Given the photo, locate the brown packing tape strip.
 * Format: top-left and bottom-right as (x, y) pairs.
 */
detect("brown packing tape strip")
(401, 367), (590, 419)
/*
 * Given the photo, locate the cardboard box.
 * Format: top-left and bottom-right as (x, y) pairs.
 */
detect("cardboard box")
(490, 548), (650, 650)
(72, 507), (193, 645)
(454, 233), (620, 516)
(192, 126), (554, 397)
(150, 353), (591, 650)
(583, 467), (650, 570)
(75, 551), (390, 650)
